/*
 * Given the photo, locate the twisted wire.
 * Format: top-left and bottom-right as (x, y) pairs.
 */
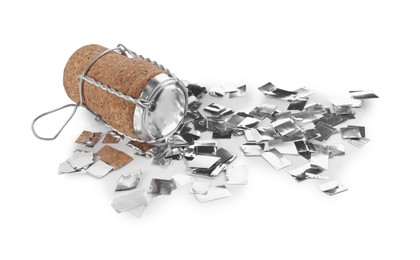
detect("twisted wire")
(80, 75), (151, 108)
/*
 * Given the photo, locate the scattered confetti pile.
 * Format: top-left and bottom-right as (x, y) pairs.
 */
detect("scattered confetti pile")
(58, 82), (378, 217)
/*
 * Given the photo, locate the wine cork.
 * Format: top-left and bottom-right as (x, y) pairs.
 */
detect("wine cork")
(63, 44), (163, 139)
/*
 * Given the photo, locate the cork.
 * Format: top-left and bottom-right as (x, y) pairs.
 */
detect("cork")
(63, 44), (164, 139)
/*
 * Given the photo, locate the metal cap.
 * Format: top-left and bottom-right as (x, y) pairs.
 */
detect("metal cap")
(133, 73), (188, 142)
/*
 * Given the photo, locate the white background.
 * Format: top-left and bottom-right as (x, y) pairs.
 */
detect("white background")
(1, 1), (419, 259)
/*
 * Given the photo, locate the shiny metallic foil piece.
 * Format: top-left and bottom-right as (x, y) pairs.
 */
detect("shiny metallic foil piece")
(319, 180), (348, 196)
(194, 185), (232, 203)
(329, 98), (363, 108)
(349, 90), (379, 99)
(209, 87), (225, 97)
(116, 171), (142, 191)
(272, 119), (300, 136)
(229, 84), (246, 98)
(190, 181), (210, 195)
(187, 155), (221, 169)
(348, 137), (370, 148)
(310, 144), (330, 170)
(339, 126), (363, 139)
(261, 148), (291, 170)
(258, 82), (297, 99)
(287, 97), (308, 111)
(111, 188), (151, 213)
(315, 122), (337, 142)
(149, 178), (177, 196)
(241, 143), (266, 156)
(86, 160), (114, 179)
(288, 164), (326, 182)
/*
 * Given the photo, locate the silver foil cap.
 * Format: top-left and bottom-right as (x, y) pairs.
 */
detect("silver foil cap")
(134, 73), (188, 142)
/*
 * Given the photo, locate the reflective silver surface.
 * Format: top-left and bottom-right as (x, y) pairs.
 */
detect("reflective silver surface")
(111, 188), (151, 213)
(328, 144), (345, 157)
(319, 180), (348, 196)
(329, 98), (363, 108)
(287, 97), (308, 111)
(58, 162), (77, 175)
(272, 118), (300, 136)
(315, 122), (337, 141)
(86, 160), (114, 179)
(310, 144), (330, 170)
(66, 151), (94, 169)
(340, 126), (362, 139)
(229, 84), (246, 98)
(349, 90), (379, 99)
(268, 140), (298, 155)
(249, 104), (277, 119)
(116, 171), (142, 191)
(149, 178), (177, 196)
(190, 181), (210, 195)
(261, 148), (291, 170)
(187, 155), (221, 169)
(241, 143), (265, 156)
(288, 163), (326, 182)
(172, 173), (193, 186)
(134, 73), (188, 142)
(209, 86), (225, 97)
(194, 185), (231, 203)
(258, 82), (297, 99)
(348, 137), (370, 148)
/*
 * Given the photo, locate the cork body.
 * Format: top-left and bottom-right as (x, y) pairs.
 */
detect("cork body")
(63, 44), (163, 139)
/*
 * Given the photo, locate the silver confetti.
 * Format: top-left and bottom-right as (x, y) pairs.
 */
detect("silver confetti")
(310, 144), (330, 170)
(149, 178), (177, 196)
(329, 98), (363, 108)
(115, 171), (142, 191)
(268, 139), (298, 155)
(272, 118), (300, 136)
(349, 90), (379, 99)
(288, 163), (326, 182)
(319, 180), (348, 196)
(190, 181), (210, 195)
(258, 82), (297, 99)
(111, 188), (151, 213)
(58, 161), (77, 174)
(238, 117), (260, 128)
(245, 128), (264, 143)
(209, 86), (226, 97)
(348, 137), (370, 148)
(241, 143), (266, 156)
(315, 122), (337, 142)
(229, 84), (246, 98)
(194, 185), (232, 203)
(328, 144), (345, 157)
(66, 151), (94, 170)
(287, 97), (308, 111)
(340, 126), (362, 139)
(261, 148), (291, 170)
(187, 155), (221, 169)
(86, 160), (114, 179)
(172, 173), (193, 186)
(249, 104), (277, 119)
